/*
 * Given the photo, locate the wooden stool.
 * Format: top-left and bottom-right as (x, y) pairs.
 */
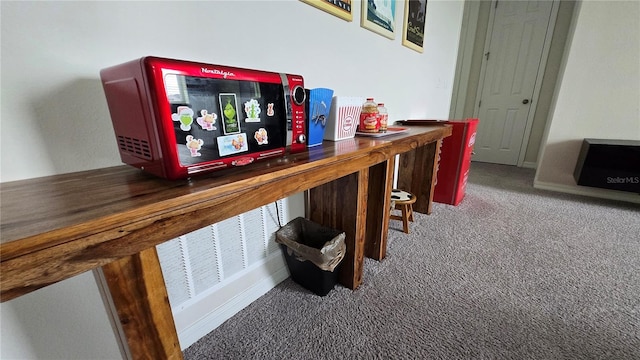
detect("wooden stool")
(389, 189), (416, 234)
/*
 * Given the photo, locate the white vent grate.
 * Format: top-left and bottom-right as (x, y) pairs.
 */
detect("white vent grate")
(216, 216), (245, 279)
(186, 227), (221, 295)
(157, 200), (286, 309)
(156, 236), (191, 305)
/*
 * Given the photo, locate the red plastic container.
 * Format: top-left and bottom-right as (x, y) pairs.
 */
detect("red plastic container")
(401, 119), (478, 206)
(434, 118), (478, 205)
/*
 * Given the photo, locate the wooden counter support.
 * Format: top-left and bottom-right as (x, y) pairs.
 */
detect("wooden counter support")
(1, 125), (451, 360)
(364, 158), (395, 260)
(398, 140), (443, 215)
(308, 169), (368, 289)
(101, 247), (182, 359)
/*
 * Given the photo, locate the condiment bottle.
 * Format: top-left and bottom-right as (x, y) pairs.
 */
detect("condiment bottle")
(377, 103), (388, 132)
(359, 98), (380, 133)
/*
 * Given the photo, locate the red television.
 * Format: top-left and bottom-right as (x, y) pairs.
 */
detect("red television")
(100, 56), (307, 180)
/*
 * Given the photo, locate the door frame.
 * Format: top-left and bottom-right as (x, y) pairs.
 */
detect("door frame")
(470, 0), (560, 167)
(449, 0), (481, 120)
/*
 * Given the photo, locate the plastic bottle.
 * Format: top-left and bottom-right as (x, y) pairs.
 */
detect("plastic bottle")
(377, 103), (388, 132)
(359, 98), (380, 133)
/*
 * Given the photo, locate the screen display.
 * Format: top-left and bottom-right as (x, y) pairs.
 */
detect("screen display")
(164, 74), (287, 166)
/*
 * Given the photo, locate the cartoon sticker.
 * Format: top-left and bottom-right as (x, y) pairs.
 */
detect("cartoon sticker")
(254, 128), (268, 145)
(217, 133), (248, 157)
(267, 103), (275, 117)
(219, 93), (241, 134)
(185, 135), (204, 157)
(244, 99), (261, 122)
(196, 110), (217, 131)
(172, 106), (195, 131)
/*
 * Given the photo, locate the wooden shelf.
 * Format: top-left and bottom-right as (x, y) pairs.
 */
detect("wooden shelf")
(0, 124), (451, 359)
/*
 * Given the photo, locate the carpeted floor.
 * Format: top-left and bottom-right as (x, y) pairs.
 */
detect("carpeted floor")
(184, 162), (640, 359)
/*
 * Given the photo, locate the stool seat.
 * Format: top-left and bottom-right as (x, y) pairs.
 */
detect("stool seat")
(390, 189), (416, 234)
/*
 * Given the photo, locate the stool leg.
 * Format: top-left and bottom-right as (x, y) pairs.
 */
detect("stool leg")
(408, 204), (414, 222)
(402, 205), (410, 234)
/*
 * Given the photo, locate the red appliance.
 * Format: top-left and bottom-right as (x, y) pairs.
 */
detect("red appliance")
(434, 118), (478, 205)
(100, 56), (307, 180)
(400, 119), (478, 206)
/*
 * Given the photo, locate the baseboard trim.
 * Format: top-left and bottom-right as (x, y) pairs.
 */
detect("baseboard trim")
(521, 161), (537, 169)
(533, 180), (640, 204)
(174, 255), (290, 350)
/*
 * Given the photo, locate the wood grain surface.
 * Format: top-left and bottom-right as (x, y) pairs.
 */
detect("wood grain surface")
(308, 169), (368, 289)
(102, 247), (182, 359)
(1, 126), (450, 301)
(0, 125), (450, 360)
(363, 159), (395, 260)
(398, 140), (443, 215)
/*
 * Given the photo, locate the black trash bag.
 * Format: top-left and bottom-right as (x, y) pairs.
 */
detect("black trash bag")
(275, 217), (346, 296)
(275, 217), (346, 272)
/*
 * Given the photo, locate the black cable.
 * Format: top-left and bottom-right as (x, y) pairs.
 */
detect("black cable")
(274, 200), (282, 228)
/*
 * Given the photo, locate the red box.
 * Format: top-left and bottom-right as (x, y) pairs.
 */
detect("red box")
(402, 119), (478, 206)
(434, 119), (478, 205)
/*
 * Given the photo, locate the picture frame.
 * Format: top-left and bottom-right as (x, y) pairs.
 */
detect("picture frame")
(361, 0), (397, 39)
(402, 0), (427, 52)
(300, 0), (353, 22)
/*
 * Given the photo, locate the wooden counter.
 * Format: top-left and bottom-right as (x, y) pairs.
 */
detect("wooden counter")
(0, 124), (451, 359)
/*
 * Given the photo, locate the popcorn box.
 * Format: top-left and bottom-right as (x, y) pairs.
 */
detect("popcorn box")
(324, 96), (365, 141)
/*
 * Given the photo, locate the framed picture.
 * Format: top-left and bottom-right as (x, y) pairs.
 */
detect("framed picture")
(402, 0), (427, 52)
(361, 0), (397, 39)
(300, 0), (353, 22)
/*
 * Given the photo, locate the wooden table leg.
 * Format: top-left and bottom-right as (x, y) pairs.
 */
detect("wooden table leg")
(398, 140), (443, 215)
(364, 158), (395, 260)
(308, 168), (368, 289)
(101, 247), (182, 360)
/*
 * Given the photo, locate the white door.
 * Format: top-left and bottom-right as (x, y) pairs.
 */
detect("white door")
(473, 0), (554, 165)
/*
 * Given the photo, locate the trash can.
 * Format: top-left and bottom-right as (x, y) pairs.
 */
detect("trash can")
(275, 217), (346, 296)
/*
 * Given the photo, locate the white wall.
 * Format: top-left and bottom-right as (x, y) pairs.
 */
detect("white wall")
(534, 0), (640, 202)
(0, 1), (464, 358)
(1, 0), (463, 183)
(0, 272), (122, 359)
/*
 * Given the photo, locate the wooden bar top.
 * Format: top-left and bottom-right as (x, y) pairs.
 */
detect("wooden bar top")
(0, 125), (450, 302)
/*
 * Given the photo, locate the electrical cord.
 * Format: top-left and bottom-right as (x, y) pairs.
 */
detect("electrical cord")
(274, 200), (282, 228)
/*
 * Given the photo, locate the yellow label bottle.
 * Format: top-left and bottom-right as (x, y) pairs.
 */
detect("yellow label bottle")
(359, 98), (380, 133)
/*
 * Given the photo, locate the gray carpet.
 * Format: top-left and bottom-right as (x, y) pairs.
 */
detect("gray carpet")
(184, 162), (640, 360)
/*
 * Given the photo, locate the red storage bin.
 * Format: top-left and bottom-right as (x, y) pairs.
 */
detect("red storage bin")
(401, 119), (478, 206)
(434, 118), (478, 205)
